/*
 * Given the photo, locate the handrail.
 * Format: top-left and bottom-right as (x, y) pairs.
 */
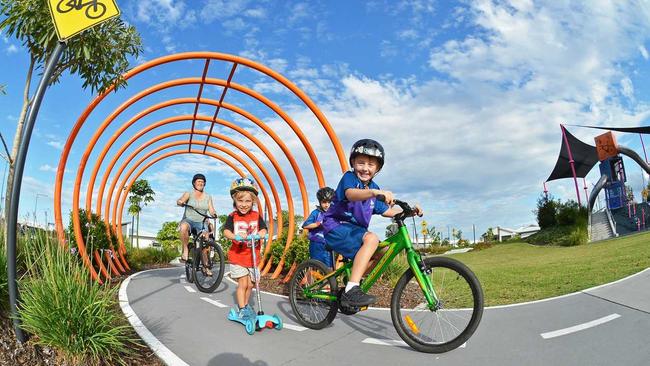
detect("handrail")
(605, 207), (618, 237)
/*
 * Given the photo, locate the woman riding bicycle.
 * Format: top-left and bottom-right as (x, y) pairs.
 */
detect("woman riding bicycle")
(177, 173), (217, 263)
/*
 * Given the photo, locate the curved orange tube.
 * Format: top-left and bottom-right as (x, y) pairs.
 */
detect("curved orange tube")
(55, 52), (347, 279)
(103, 136), (280, 257)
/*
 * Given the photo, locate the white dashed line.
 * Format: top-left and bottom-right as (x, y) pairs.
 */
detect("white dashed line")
(541, 313), (621, 339)
(282, 323), (308, 332)
(201, 297), (228, 308)
(362, 338), (466, 348)
(184, 286), (196, 293)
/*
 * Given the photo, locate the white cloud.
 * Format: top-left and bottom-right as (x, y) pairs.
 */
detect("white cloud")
(39, 164), (57, 173)
(5, 44), (17, 54)
(200, 0), (250, 22)
(47, 141), (64, 150)
(639, 45), (649, 60)
(620, 77), (634, 100)
(243, 0), (650, 237)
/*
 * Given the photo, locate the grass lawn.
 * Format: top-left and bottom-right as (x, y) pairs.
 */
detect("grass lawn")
(449, 231), (650, 306)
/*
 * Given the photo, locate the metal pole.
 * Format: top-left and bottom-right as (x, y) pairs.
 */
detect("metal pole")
(543, 181), (548, 199)
(7, 41), (66, 343)
(473, 224), (476, 244)
(560, 124), (582, 206)
(640, 134), (649, 164)
(130, 214), (134, 247)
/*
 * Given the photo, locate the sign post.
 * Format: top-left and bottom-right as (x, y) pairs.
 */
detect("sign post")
(7, 0), (120, 343)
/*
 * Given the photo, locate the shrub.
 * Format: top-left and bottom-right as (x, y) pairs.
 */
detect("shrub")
(19, 232), (138, 365)
(156, 221), (182, 254)
(418, 245), (452, 255)
(284, 234), (309, 266)
(125, 246), (177, 271)
(556, 200), (587, 227)
(535, 194), (558, 229)
(380, 253), (409, 287)
(471, 242), (493, 251)
(560, 226), (588, 247)
(67, 209), (111, 253)
(269, 240), (285, 265)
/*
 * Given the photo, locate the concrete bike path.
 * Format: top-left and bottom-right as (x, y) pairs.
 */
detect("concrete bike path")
(120, 266), (650, 366)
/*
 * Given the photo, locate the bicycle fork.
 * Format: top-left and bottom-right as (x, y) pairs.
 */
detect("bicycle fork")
(406, 250), (440, 311)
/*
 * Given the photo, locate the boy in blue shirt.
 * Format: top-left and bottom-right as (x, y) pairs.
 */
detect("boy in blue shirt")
(302, 187), (335, 268)
(322, 139), (422, 307)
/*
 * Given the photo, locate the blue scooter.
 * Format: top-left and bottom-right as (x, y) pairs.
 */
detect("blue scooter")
(228, 234), (282, 334)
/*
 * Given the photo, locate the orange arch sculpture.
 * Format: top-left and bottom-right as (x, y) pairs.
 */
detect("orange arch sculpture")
(53, 52), (348, 282)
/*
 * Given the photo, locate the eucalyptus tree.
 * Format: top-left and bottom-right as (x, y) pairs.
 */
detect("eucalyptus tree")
(0, 0), (142, 225)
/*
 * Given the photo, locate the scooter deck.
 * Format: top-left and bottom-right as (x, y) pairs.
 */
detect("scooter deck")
(227, 308), (255, 335)
(254, 313), (283, 331)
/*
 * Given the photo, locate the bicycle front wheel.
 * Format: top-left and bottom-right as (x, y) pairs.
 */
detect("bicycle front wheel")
(193, 241), (225, 293)
(391, 256), (483, 353)
(289, 259), (338, 329)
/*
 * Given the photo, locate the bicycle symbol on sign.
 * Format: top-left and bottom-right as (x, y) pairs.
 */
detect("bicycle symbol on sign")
(57, 0), (107, 20)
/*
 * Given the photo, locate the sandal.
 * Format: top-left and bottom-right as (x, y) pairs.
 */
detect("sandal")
(202, 268), (213, 276)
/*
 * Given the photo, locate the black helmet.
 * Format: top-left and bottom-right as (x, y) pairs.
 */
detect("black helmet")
(192, 174), (206, 191)
(316, 187), (335, 203)
(349, 139), (384, 170)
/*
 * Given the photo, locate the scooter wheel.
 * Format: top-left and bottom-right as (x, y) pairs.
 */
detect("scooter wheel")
(274, 314), (283, 330)
(245, 321), (255, 335)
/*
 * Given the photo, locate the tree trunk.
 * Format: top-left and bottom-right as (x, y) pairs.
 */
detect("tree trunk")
(4, 58), (35, 232)
(136, 212), (140, 249)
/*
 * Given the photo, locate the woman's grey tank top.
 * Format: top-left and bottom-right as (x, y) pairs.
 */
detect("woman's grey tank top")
(183, 192), (211, 222)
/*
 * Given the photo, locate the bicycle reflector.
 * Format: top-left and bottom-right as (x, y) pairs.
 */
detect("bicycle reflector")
(405, 315), (420, 334)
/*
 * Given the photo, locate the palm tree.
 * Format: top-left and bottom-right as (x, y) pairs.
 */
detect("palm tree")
(127, 179), (155, 248)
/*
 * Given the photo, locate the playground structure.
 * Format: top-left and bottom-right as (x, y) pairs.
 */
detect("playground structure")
(52, 52), (349, 283)
(546, 125), (650, 242)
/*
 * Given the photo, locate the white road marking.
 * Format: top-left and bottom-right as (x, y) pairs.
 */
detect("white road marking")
(119, 270), (189, 366)
(362, 338), (408, 347)
(282, 323), (308, 332)
(184, 286), (196, 293)
(362, 338), (466, 348)
(201, 297), (228, 308)
(541, 313), (621, 339)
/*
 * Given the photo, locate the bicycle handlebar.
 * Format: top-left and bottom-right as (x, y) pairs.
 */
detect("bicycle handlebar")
(180, 203), (218, 219)
(376, 194), (420, 219)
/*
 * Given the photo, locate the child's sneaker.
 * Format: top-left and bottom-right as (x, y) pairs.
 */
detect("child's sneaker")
(237, 307), (250, 321)
(244, 304), (257, 318)
(340, 285), (376, 307)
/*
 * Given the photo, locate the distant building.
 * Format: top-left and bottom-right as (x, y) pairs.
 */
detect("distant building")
(496, 224), (540, 242)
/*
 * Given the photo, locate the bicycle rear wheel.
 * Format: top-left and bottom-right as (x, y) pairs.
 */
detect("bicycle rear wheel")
(391, 256), (483, 353)
(193, 240), (225, 293)
(289, 259), (338, 329)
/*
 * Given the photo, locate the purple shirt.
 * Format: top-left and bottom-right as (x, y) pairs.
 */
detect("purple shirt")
(303, 208), (326, 243)
(322, 171), (389, 233)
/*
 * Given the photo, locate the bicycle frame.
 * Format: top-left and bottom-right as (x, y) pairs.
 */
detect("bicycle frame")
(303, 222), (439, 310)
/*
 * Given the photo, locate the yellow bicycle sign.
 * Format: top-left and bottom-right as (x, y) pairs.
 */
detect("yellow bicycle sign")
(47, 0), (120, 41)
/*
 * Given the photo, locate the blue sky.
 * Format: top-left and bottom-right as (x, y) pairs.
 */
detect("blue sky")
(1, 0), (650, 241)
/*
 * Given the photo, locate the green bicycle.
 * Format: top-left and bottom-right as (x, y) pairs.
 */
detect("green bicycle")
(288, 198), (484, 353)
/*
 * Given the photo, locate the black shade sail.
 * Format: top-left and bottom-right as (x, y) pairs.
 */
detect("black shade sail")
(574, 125), (650, 134)
(546, 127), (599, 182)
